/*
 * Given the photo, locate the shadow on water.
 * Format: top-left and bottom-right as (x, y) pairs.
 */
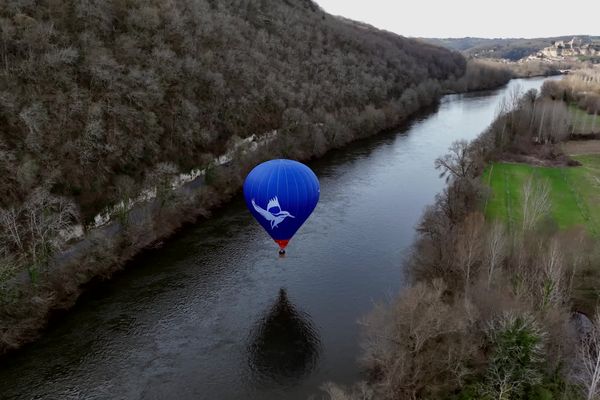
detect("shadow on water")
(247, 288), (321, 387)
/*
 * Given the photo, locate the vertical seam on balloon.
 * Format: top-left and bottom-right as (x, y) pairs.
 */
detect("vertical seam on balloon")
(302, 165), (310, 215)
(314, 170), (320, 203)
(249, 166), (257, 201)
(292, 162), (300, 238)
(256, 164), (266, 214)
(284, 161), (290, 217)
(275, 160), (281, 202)
(294, 162), (308, 221)
(299, 164), (316, 211)
(266, 161), (273, 203)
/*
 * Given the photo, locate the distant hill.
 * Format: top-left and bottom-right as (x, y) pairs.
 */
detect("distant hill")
(424, 36), (600, 61)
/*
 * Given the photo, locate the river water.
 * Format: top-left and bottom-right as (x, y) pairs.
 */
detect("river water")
(0, 77), (554, 400)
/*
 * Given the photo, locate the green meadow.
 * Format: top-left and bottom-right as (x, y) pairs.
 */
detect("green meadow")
(570, 104), (600, 134)
(483, 155), (600, 235)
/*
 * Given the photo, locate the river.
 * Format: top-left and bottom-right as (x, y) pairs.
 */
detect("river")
(0, 77), (555, 400)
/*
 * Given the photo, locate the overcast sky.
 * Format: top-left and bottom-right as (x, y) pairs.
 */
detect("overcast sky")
(314, 0), (600, 38)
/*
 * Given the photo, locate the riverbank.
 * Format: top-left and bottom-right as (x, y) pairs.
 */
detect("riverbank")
(0, 72), (534, 357)
(0, 79), (444, 356)
(339, 73), (600, 400)
(0, 0), (476, 357)
(0, 77), (556, 400)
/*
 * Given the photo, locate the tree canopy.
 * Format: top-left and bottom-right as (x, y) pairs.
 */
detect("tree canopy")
(0, 0), (466, 218)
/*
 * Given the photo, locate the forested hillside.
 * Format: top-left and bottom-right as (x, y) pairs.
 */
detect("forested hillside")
(0, 0), (478, 352)
(0, 0), (466, 220)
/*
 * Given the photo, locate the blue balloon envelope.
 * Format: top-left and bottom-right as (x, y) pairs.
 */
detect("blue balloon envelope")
(243, 159), (320, 250)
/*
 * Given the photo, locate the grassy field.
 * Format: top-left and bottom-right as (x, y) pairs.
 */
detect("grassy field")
(483, 155), (600, 235)
(570, 104), (600, 134)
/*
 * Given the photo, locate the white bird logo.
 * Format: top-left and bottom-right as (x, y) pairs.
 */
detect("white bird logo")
(251, 196), (295, 230)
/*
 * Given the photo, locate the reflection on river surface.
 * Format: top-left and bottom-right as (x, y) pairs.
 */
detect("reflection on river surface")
(248, 289), (321, 386)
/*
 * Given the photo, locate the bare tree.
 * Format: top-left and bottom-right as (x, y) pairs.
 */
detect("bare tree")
(435, 140), (477, 182)
(0, 207), (24, 252)
(22, 188), (78, 266)
(521, 176), (551, 232)
(574, 310), (600, 400)
(361, 279), (477, 399)
(564, 229), (589, 295)
(455, 212), (484, 296)
(144, 162), (178, 208)
(540, 237), (565, 308)
(485, 221), (506, 288)
(547, 100), (571, 143)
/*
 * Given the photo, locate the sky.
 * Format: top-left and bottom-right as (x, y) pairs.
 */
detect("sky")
(314, 0), (600, 39)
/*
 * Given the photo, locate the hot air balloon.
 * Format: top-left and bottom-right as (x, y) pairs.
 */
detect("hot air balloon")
(243, 159), (320, 254)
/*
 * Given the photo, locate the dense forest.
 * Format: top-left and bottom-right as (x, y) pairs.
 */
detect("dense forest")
(0, 0), (497, 354)
(0, 0), (466, 219)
